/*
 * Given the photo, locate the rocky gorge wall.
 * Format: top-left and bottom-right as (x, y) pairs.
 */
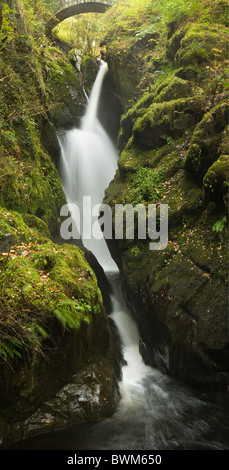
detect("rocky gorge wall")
(0, 0), (120, 448)
(103, 0), (229, 390)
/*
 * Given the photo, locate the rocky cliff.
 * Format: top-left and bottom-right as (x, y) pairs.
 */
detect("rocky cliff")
(103, 0), (228, 390)
(0, 0), (120, 448)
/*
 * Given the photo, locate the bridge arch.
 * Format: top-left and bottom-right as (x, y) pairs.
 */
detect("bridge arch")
(46, 0), (113, 37)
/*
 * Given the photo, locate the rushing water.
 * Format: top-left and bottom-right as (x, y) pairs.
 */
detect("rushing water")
(59, 64), (118, 272)
(22, 63), (229, 451)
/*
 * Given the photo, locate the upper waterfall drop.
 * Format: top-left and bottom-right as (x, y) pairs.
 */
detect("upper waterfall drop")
(82, 62), (109, 132)
(59, 63), (118, 272)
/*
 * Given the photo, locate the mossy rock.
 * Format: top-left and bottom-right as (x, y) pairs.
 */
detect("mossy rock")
(166, 26), (188, 61)
(68, 48), (77, 63)
(41, 46), (85, 128)
(22, 214), (51, 239)
(175, 23), (228, 67)
(0, 208), (105, 359)
(203, 154), (229, 208)
(106, 47), (141, 102)
(120, 207), (228, 387)
(117, 94), (153, 152)
(210, 0), (229, 26)
(118, 138), (160, 176)
(0, 207), (48, 249)
(133, 96), (204, 150)
(154, 76), (192, 103)
(49, 102), (76, 129)
(0, 239), (104, 361)
(163, 172), (204, 228)
(184, 102), (228, 180)
(0, 120), (66, 235)
(39, 116), (61, 164)
(81, 55), (98, 96)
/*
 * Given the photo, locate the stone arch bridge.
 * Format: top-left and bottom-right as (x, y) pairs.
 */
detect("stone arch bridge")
(46, 0), (113, 36)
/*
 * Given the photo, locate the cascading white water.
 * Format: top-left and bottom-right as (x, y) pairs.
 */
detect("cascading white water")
(57, 64), (229, 451)
(59, 64), (118, 272)
(59, 62), (153, 395)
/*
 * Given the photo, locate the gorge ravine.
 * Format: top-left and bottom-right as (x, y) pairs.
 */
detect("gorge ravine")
(18, 62), (229, 451)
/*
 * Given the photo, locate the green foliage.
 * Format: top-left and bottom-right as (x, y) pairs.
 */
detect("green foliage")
(127, 167), (165, 205)
(0, 209), (103, 362)
(104, 0), (204, 47)
(16, 0), (54, 36)
(0, 337), (23, 361)
(53, 13), (106, 55)
(131, 245), (141, 257)
(135, 22), (158, 39)
(53, 300), (81, 330)
(162, 0), (202, 24)
(212, 216), (227, 234)
(0, 3), (18, 46)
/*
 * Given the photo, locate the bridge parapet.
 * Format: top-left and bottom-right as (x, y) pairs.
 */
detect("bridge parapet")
(59, 0), (113, 7)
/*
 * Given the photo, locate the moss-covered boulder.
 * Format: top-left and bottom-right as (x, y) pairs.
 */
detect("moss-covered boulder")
(40, 46), (86, 129)
(203, 154), (229, 208)
(80, 55), (98, 96)
(0, 123), (66, 236)
(175, 23), (228, 67)
(184, 103), (228, 180)
(133, 96), (204, 150)
(154, 76), (192, 103)
(0, 209), (119, 448)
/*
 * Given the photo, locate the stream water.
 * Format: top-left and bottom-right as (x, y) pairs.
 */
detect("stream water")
(21, 63), (229, 451)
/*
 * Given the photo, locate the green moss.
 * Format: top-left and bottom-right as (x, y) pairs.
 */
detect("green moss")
(163, 173), (204, 228)
(124, 166), (165, 205)
(175, 23), (228, 66)
(0, 237), (103, 360)
(166, 27), (188, 60)
(154, 76), (192, 103)
(0, 119), (66, 233)
(203, 154), (229, 207)
(80, 55), (98, 95)
(118, 138), (150, 175)
(22, 214), (51, 239)
(152, 275), (169, 292)
(184, 102), (228, 179)
(133, 96), (204, 150)
(0, 207), (49, 247)
(31, 243), (103, 308)
(211, 0), (229, 25)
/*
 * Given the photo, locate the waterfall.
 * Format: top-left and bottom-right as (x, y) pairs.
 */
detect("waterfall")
(59, 60), (152, 401)
(56, 64), (229, 451)
(58, 60), (159, 430)
(59, 63), (118, 272)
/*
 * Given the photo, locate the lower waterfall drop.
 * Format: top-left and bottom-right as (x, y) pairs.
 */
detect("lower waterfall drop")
(57, 63), (229, 451)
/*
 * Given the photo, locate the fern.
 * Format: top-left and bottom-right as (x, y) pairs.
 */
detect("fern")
(212, 216), (227, 234)
(0, 338), (23, 361)
(54, 300), (80, 330)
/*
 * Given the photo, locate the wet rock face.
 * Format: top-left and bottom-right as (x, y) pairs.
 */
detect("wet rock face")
(103, 4), (229, 391)
(9, 362), (119, 446)
(133, 255), (229, 390)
